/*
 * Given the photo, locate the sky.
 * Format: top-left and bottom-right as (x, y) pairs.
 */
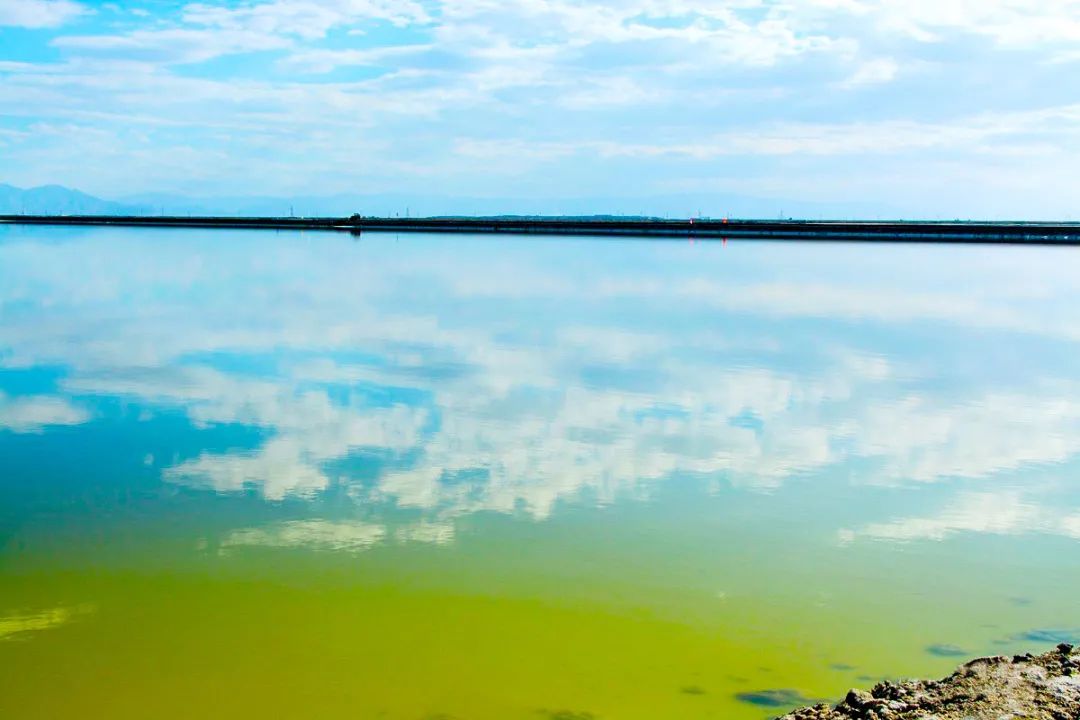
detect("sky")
(1, 0), (1079, 217)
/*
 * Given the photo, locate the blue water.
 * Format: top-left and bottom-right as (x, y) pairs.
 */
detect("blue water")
(2, 225), (1080, 719)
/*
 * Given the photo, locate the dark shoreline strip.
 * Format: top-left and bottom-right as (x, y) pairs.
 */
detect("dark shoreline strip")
(3, 214), (1080, 244)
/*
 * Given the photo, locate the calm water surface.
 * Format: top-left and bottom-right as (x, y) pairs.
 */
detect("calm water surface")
(2, 226), (1080, 719)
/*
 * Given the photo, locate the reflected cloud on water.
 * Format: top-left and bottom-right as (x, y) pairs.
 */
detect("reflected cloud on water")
(840, 491), (1080, 544)
(0, 391), (89, 434)
(3, 228), (1080, 548)
(221, 520), (389, 553)
(0, 605), (95, 641)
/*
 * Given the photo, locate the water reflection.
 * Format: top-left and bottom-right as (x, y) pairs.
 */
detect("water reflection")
(0, 605), (94, 641)
(0, 391), (89, 433)
(2, 227), (1080, 550)
(840, 491), (1080, 544)
(221, 520), (389, 553)
(7, 226), (1080, 719)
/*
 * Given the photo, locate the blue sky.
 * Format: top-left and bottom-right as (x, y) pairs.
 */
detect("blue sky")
(1, 0), (1079, 217)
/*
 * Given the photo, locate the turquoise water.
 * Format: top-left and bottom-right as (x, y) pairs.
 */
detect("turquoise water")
(2, 225), (1080, 719)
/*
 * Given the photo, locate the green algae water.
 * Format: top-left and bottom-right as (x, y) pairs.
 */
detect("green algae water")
(2, 226), (1080, 719)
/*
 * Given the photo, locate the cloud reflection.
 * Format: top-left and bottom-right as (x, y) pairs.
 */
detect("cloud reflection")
(0, 391), (89, 433)
(841, 491), (1080, 544)
(0, 605), (94, 640)
(3, 231), (1080, 545)
(221, 520), (387, 553)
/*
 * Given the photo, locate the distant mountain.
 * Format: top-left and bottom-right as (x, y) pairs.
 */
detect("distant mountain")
(0, 184), (151, 216)
(1, 183), (905, 220)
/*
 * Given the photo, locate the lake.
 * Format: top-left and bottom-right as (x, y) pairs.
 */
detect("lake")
(2, 225), (1079, 719)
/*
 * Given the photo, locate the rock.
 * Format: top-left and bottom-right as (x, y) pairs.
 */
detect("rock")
(777, 648), (1080, 720)
(845, 690), (874, 708)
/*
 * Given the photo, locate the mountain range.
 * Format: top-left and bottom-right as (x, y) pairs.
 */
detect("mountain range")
(0, 184), (149, 216)
(0, 183), (903, 220)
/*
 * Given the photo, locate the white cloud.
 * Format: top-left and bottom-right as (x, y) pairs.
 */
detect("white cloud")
(182, 0), (431, 37)
(368, 364), (841, 519)
(841, 491), (1080, 543)
(63, 366), (427, 500)
(396, 521), (456, 544)
(0, 391), (89, 433)
(281, 44), (434, 73)
(867, 0), (1080, 47)
(166, 440), (334, 500)
(0, 605), (94, 640)
(1061, 513), (1080, 538)
(454, 102), (1080, 159)
(837, 57), (898, 88)
(6, 232), (1080, 531)
(436, 0), (846, 68)
(55, 0), (431, 64)
(0, 0), (85, 28)
(851, 391), (1080, 484)
(222, 520), (387, 552)
(2, 1), (1079, 206)
(54, 27), (294, 64)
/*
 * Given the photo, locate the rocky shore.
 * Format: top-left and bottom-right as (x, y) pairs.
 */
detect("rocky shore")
(780, 644), (1080, 720)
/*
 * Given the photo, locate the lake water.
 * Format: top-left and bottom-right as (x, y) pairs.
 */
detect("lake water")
(2, 225), (1080, 719)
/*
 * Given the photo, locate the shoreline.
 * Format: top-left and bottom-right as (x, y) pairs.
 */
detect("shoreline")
(780, 644), (1080, 719)
(3, 214), (1080, 244)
